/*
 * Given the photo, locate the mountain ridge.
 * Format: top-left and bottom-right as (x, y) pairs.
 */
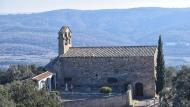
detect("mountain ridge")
(0, 7), (190, 67)
(2, 7), (190, 15)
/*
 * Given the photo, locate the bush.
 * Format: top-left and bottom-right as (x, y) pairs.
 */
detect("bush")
(9, 81), (61, 107)
(0, 64), (47, 85)
(99, 86), (112, 94)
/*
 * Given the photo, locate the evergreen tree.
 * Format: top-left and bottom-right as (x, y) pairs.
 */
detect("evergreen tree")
(156, 35), (165, 94)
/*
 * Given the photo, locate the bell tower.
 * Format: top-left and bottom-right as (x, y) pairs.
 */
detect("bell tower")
(58, 26), (72, 56)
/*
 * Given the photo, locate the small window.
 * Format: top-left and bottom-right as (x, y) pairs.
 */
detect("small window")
(68, 39), (71, 44)
(65, 32), (69, 45)
(64, 77), (72, 82)
(68, 32), (71, 37)
(95, 74), (98, 77)
(107, 77), (118, 84)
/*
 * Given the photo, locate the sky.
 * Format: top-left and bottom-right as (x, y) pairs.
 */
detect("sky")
(1, 0), (190, 14)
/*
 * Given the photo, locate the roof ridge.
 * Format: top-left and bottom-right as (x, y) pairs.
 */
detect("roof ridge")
(62, 45), (158, 57)
(71, 45), (157, 48)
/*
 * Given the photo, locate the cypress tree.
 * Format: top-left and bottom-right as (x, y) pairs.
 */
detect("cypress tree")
(156, 35), (165, 94)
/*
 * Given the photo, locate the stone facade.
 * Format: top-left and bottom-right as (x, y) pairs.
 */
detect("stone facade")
(48, 26), (158, 98)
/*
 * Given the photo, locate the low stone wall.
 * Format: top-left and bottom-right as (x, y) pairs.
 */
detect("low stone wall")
(63, 94), (127, 107)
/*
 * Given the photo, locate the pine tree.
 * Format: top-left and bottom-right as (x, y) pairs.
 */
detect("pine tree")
(156, 35), (165, 94)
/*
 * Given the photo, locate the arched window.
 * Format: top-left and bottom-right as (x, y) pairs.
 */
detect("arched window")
(68, 32), (71, 37)
(65, 32), (69, 45)
(68, 39), (71, 44)
(64, 77), (72, 82)
(107, 77), (118, 84)
(65, 32), (67, 37)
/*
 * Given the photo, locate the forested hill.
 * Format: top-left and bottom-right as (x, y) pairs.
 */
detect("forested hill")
(0, 7), (190, 67)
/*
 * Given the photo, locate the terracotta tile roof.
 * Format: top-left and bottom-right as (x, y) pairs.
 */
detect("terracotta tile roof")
(61, 46), (157, 57)
(32, 71), (53, 81)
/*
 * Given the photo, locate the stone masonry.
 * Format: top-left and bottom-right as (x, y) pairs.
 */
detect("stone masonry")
(47, 26), (158, 98)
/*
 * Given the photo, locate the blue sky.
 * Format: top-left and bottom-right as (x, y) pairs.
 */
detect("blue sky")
(1, 0), (190, 14)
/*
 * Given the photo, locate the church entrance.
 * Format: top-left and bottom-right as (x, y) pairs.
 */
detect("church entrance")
(135, 82), (143, 97)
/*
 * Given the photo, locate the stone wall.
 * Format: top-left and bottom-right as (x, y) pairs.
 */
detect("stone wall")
(63, 94), (127, 107)
(49, 56), (157, 98)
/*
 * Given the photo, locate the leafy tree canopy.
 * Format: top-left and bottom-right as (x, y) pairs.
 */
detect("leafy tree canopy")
(0, 64), (61, 107)
(0, 64), (46, 84)
(161, 65), (190, 107)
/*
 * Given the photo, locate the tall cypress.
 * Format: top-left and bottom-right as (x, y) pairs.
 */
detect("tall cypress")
(156, 35), (165, 94)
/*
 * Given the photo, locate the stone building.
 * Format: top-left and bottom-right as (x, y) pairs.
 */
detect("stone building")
(48, 26), (158, 98)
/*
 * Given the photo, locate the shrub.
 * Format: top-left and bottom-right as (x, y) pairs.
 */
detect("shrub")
(99, 86), (112, 94)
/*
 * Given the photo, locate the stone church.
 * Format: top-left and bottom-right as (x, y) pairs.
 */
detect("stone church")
(48, 26), (158, 98)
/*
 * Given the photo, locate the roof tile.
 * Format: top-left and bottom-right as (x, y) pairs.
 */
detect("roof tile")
(61, 46), (157, 57)
(32, 71), (53, 81)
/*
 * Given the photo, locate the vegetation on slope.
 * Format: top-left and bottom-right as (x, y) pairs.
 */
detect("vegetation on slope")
(160, 66), (190, 107)
(0, 65), (61, 107)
